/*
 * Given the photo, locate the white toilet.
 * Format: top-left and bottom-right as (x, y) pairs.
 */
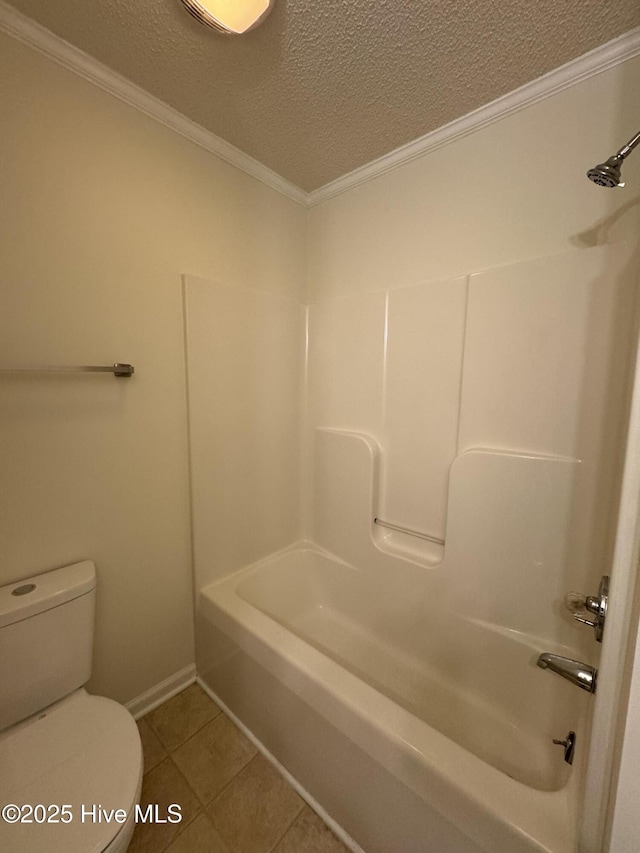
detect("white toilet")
(0, 561), (143, 853)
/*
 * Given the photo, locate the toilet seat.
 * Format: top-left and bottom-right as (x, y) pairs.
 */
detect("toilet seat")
(0, 688), (142, 853)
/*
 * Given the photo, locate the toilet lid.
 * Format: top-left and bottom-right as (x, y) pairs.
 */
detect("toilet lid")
(0, 689), (142, 853)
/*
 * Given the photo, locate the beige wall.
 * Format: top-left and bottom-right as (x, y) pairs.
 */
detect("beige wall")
(184, 276), (304, 591)
(0, 33), (306, 705)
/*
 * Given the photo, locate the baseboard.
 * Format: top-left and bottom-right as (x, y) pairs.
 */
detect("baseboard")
(126, 663), (197, 719)
(196, 676), (366, 853)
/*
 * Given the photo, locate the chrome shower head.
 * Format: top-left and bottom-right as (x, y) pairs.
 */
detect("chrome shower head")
(587, 155), (624, 188)
(587, 129), (640, 188)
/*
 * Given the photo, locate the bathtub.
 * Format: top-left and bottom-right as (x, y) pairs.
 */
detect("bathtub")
(198, 543), (587, 853)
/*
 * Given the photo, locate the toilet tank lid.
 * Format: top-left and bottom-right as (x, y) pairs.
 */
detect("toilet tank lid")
(0, 561), (96, 629)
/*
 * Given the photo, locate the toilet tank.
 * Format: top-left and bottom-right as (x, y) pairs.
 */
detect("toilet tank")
(0, 561), (96, 732)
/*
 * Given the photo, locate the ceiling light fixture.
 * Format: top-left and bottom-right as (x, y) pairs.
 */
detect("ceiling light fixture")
(179, 0), (275, 34)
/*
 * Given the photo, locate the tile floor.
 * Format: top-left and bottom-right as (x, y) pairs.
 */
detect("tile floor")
(130, 683), (350, 853)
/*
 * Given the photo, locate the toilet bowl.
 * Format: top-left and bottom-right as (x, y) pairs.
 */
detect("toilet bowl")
(0, 561), (143, 852)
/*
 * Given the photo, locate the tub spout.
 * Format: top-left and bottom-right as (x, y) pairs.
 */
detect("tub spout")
(536, 653), (597, 693)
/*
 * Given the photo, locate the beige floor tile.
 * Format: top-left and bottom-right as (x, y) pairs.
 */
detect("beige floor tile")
(138, 717), (168, 774)
(164, 813), (231, 853)
(146, 684), (220, 751)
(128, 758), (202, 853)
(209, 754), (304, 853)
(273, 806), (350, 853)
(173, 714), (258, 804)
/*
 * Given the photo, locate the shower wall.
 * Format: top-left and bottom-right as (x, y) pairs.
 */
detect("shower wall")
(305, 244), (636, 650)
(307, 278), (466, 545)
(186, 247), (636, 652)
(303, 50), (640, 649)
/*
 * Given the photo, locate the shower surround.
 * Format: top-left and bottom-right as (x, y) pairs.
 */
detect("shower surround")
(185, 240), (636, 853)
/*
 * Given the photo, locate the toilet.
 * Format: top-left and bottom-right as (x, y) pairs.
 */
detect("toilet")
(0, 561), (143, 853)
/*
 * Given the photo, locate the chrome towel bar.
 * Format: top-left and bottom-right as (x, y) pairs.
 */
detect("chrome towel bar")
(0, 363), (135, 378)
(374, 517), (444, 546)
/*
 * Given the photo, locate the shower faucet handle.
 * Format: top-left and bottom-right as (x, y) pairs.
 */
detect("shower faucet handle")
(553, 731), (576, 765)
(564, 575), (609, 643)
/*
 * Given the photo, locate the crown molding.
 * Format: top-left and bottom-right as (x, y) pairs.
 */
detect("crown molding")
(0, 0), (308, 207)
(307, 26), (640, 207)
(1, 1), (639, 210)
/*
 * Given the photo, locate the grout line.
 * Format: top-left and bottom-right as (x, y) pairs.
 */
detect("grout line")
(132, 756), (202, 853)
(167, 753), (208, 813)
(267, 801), (306, 853)
(135, 718), (168, 777)
(167, 752), (209, 811)
(141, 687), (220, 752)
(157, 794), (202, 853)
(206, 751), (260, 809)
(155, 707), (222, 757)
(162, 714), (244, 811)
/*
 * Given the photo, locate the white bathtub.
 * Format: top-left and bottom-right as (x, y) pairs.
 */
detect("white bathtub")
(198, 543), (588, 853)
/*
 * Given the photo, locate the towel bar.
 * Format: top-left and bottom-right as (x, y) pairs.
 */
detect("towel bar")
(0, 363), (134, 378)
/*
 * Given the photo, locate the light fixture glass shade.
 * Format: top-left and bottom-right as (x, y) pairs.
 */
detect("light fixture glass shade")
(180, 0), (274, 34)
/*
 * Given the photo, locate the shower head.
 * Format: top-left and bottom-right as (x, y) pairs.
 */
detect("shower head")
(587, 129), (640, 188)
(587, 155), (624, 188)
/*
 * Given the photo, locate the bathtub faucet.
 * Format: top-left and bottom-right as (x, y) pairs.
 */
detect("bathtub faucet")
(536, 653), (597, 693)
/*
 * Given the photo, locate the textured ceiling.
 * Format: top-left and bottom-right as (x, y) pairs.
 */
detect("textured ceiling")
(5, 0), (640, 191)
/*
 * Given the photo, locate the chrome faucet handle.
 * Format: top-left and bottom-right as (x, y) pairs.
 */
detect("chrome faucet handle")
(553, 731), (576, 765)
(564, 576), (609, 643)
(564, 592), (598, 627)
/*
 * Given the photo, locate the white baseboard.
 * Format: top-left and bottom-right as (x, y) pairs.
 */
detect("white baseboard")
(126, 664), (197, 720)
(196, 676), (366, 853)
